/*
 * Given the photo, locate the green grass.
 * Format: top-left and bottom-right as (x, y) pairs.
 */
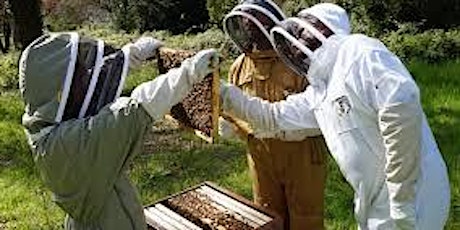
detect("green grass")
(0, 92), (65, 229)
(130, 140), (252, 205)
(0, 49), (459, 229)
(410, 59), (460, 229)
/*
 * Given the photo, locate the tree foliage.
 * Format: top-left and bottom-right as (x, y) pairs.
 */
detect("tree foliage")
(39, 0), (460, 36)
(104, 0), (209, 34)
(283, 0), (460, 35)
(206, 0), (239, 26)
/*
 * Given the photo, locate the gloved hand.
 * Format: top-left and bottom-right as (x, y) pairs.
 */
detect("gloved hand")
(126, 36), (163, 67)
(188, 49), (220, 83)
(218, 117), (238, 140)
(220, 79), (233, 106)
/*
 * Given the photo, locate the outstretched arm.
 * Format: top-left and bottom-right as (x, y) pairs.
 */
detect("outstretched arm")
(220, 81), (319, 132)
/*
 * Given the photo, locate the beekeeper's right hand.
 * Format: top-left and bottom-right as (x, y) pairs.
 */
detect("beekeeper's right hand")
(130, 49), (219, 120)
(188, 49), (219, 82)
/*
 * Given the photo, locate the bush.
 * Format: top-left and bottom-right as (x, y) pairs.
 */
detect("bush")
(78, 27), (238, 56)
(206, 0), (239, 26)
(283, 0), (320, 16)
(0, 52), (19, 92)
(43, 0), (110, 31)
(383, 28), (460, 63)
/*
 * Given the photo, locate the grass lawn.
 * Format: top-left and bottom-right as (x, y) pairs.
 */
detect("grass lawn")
(0, 54), (458, 229)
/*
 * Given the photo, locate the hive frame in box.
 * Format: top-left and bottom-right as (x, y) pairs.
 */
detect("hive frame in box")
(144, 181), (283, 230)
(157, 48), (220, 144)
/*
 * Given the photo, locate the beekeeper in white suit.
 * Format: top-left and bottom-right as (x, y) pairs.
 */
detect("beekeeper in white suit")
(220, 3), (450, 229)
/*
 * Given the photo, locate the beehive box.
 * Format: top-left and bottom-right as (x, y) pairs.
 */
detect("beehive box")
(144, 182), (283, 230)
(157, 48), (220, 143)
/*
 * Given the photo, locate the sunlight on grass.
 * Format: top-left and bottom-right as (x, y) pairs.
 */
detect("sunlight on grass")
(0, 167), (65, 229)
(409, 59), (460, 229)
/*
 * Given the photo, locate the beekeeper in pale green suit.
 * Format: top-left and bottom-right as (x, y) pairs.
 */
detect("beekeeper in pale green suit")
(19, 32), (218, 229)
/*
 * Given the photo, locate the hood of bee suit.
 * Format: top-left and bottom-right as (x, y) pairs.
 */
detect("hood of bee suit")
(297, 3), (351, 36)
(223, 0), (286, 54)
(270, 3), (351, 80)
(19, 32), (130, 133)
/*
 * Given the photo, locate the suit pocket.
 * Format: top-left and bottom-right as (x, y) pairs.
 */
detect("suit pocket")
(330, 94), (358, 134)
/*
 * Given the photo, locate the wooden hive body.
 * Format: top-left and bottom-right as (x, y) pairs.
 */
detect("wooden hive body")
(145, 182), (283, 230)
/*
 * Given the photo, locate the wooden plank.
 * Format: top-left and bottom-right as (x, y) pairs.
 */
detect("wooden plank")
(199, 185), (271, 223)
(204, 182), (281, 219)
(203, 182), (284, 230)
(155, 204), (202, 230)
(195, 187), (261, 228)
(144, 208), (178, 230)
(147, 207), (185, 230)
(210, 68), (221, 144)
(199, 185), (272, 225)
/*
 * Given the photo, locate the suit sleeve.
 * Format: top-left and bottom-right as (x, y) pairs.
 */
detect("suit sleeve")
(361, 49), (422, 229)
(221, 82), (319, 132)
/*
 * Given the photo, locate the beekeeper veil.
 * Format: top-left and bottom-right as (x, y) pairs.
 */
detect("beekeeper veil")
(270, 3), (350, 78)
(19, 32), (130, 129)
(223, 0), (286, 53)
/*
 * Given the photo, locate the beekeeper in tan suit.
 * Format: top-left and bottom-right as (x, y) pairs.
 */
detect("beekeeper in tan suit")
(221, 0), (327, 229)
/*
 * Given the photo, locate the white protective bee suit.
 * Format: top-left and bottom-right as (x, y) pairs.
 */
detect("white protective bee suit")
(220, 3), (450, 230)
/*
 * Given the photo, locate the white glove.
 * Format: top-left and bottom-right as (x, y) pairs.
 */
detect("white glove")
(126, 36), (163, 67)
(218, 117), (238, 140)
(187, 49), (219, 83)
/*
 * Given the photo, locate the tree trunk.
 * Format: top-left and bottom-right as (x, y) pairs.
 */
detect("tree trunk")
(9, 0), (43, 49)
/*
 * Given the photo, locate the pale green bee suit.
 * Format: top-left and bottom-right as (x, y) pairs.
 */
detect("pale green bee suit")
(19, 32), (218, 229)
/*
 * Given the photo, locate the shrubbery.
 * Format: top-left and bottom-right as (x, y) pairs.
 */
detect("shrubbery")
(78, 26), (239, 58)
(206, 0), (239, 26)
(383, 28), (460, 63)
(0, 53), (19, 92)
(43, 0), (110, 31)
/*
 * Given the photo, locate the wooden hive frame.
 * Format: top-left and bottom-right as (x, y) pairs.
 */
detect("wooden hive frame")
(157, 47), (220, 144)
(144, 182), (283, 230)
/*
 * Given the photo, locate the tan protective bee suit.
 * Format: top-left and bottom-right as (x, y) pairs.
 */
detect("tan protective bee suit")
(228, 51), (327, 229)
